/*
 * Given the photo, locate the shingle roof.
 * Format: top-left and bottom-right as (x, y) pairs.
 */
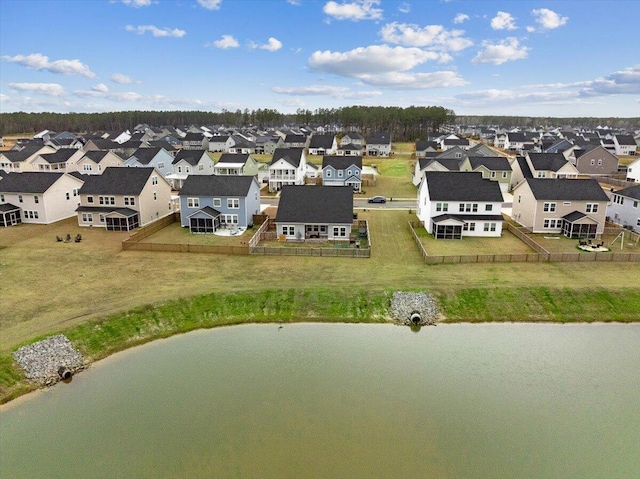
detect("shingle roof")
(309, 134), (335, 149)
(82, 151), (110, 162)
(218, 153), (251, 164)
(322, 155), (362, 170)
(172, 149), (207, 166)
(423, 172), (503, 202)
(276, 185), (353, 224)
(0, 144), (47, 162)
(467, 156), (512, 171)
(38, 149), (78, 164)
(527, 153), (569, 172)
(284, 134), (306, 143)
(128, 147), (166, 165)
(515, 156), (533, 179)
(615, 135), (637, 146)
(0, 172), (75, 193)
(524, 178), (609, 201)
(78, 167), (154, 195)
(415, 140), (438, 151)
(270, 148), (304, 167)
(507, 132), (526, 142)
(614, 184), (640, 201)
(179, 175), (255, 197)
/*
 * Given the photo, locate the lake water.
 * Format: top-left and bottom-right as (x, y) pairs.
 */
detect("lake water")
(1, 323), (639, 479)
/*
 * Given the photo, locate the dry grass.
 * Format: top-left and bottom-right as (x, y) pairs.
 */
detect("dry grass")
(418, 229), (535, 255)
(2, 211), (640, 353)
(138, 222), (254, 246)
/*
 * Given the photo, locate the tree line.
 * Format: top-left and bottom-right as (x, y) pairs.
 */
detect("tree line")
(455, 115), (640, 130)
(0, 105), (455, 141)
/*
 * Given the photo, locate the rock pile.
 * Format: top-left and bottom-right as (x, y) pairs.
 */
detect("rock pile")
(12, 335), (85, 386)
(389, 292), (440, 326)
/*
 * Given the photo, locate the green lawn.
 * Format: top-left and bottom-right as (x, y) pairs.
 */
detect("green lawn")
(138, 222), (255, 246)
(417, 228), (535, 255)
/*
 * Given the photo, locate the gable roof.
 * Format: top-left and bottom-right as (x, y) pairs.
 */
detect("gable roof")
(527, 153), (570, 172)
(507, 132), (527, 142)
(467, 156), (512, 171)
(416, 140), (438, 151)
(276, 185), (353, 224)
(172, 149), (208, 165)
(38, 149), (78, 164)
(1, 144), (49, 162)
(128, 147), (167, 165)
(322, 155), (362, 170)
(366, 132), (391, 145)
(78, 167), (156, 195)
(614, 184), (640, 201)
(284, 134), (306, 143)
(309, 134), (335, 149)
(218, 153), (251, 164)
(0, 172), (79, 193)
(523, 178), (609, 201)
(179, 175), (256, 197)
(466, 144), (496, 157)
(615, 135), (637, 146)
(423, 171), (503, 202)
(270, 148), (304, 167)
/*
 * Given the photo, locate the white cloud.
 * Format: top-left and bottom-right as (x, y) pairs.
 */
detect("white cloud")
(579, 64), (640, 96)
(1, 53), (96, 78)
(286, 0), (301, 5)
(490, 11), (517, 30)
(453, 13), (469, 24)
(309, 45), (442, 76)
(119, 0), (152, 7)
(455, 88), (578, 105)
(208, 34), (239, 49)
(249, 37), (283, 52)
(323, 0), (383, 21)
(531, 8), (568, 30)
(272, 85), (382, 99)
(197, 0), (222, 10)
(9, 82), (65, 97)
(398, 2), (410, 14)
(472, 37), (529, 65)
(0, 93), (10, 103)
(279, 98), (307, 108)
(379, 22), (473, 51)
(356, 71), (467, 89)
(92, 83), (109, 93)
(111, 73), (139, 84)
(125, 25), (186, 38)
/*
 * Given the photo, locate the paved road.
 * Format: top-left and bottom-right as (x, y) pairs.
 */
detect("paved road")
(260, 196), (417, 210)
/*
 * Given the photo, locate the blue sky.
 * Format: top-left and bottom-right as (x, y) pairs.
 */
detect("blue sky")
(1, 0), (639, 117)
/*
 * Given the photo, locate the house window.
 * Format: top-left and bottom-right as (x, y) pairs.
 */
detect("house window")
(87, 196), (94, 204)
(518, 195), (521, 204)
(483, 222), (497, 232)
(459, 203), (478, 213)
(347, 169), (352, 176)
(591, 159), (595, 165)
(158, 162), (164, 169)
(66, 192), (70, 200)
(463, 222), (476, 231)
(0, 194), (3, 202)
(124, 197), (136, 206)
(73, 189), (79, 197)
(177, 166), (183, 173)
(537, 171), (547, 178)
(327, 170), (332, 177)
(153, 192), (157, 200)
(82, 213), (93, 222)
(213, 198), (221, 207)
(199, 165), (204, 171)
(598, 159), (602, 166)
(455, 153), (462, 158)
(543, 202), (556, 212)
(491, 171), (496, 178)
(152, 176), (158, 185)
(333, 226), (347, 237)
(436, 203), (449, 212)
(634, 201), (638, 208)
(543, 219), (561, 229)
(282, 225), (295, 236)
(99, 214), (105, 223)
(338, 170), (343, 177)
(34, 195), (39, 204)
(485, 204), (493, 211)
(502, 172), (507, 178)
(83, 164), (92, 171)
(227, 198), (239, 209)
(585, 203), (598, 213)
(187, 198), (199, 208)
(99, 196), (115, 205)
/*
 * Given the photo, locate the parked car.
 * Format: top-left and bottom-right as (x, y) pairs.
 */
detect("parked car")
(368, 196), (387, 204)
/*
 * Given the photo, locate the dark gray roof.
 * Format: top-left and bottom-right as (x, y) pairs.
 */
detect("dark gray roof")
(614, 184), (640, 200)
(524, 178), (609, 201)
(443, 138), (470, 146)
(366, 132), (391, 145)
(284, 134), (306, 143)
(179, 175), (255, 197)
(309, 134), (335, 149)
(467, 156), (511, 171)
(515, 156), (533, 179)
(172, 149), (206, 165)
(415, 140), (438, 151)
(563, 211), (587, 222)
(218, 153), (250, 164)
(432, 214), (503, 223)
(38, 149), (78, 164)
(423, 172), (503, 202)
(322, 155), (362, 170)
(270, 148), (304, 167)
(82, 150), (111, 162)
(87, 139), (118, 149)
(337, 143), (362, 151)
(615, 135), (637, 146)
(182, 132), (206, 142)
(507, 132), (526, 142)
(148, 141), (177, 151)
(78, 167), (155, 195)
(0, 203), (20, 212)
(527, 153), (569, 172)
(276, 185), (353, 224)
(0, 172), (77, 193)
(434, 158), (463, 171)
(187, 206), (221, 218)
(128, 147), (165, 165)
(0, 144), (46, 162)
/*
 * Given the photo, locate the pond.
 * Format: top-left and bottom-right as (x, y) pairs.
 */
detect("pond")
(1, 323), (639, 479)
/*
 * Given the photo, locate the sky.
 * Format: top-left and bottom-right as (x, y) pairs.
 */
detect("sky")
(0, 0), (639, 117)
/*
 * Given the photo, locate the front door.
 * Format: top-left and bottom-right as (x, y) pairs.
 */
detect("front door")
(9, 212), (18, 225)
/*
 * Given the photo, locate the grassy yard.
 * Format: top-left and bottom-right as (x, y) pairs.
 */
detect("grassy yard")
(138, 221), (256, 246)
(527, 232), (640, 253)
(417, 228), (535, 255)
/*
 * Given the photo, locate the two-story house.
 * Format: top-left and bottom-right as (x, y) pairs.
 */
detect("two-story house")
(0, 172), (84, 226)
(613, 135), (637, 156)
(179, 175), (260, 233)
(571, 145), (619, 176)
(268, 148), (307, 192)
(321, 156), (362, 192)
(627, 157), (640, 182)
(308, 134), (338, 156)
(76, 167), (172, 231)
(510, 153), (579, 189)
(275, 185), (354, 241)
(0, 144), (56, 172)
(75, 151), (124, 175)
(608, 185), (640, 232)
(124, 147), (174, 178)
(31, 149), (84, 173)
(511, 178), (609, 238)
(417, 171), (504, 239)
(213, 153), (261, 177)
(460, 156), (512, 192)
(365, 133), (391, 157)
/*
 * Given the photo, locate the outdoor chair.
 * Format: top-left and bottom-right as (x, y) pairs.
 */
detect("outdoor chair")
(56, 236), (63, 242)
(75, 234), (82, 243)
(64, 234), (72, 243)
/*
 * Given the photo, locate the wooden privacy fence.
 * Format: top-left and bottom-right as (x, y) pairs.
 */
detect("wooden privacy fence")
(122, 213), (178, 248)
(408, 221), (640, 264)
(123, 242), (250, 254)
(250, 245), (371, 258)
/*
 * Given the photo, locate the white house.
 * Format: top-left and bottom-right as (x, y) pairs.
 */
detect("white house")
(268, 148), (307, 192)
(626, 157), (640, 182)
(608, 185), (640, 232)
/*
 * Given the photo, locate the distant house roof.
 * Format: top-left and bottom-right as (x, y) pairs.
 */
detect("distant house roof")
(443, 138), (470, 146)
(172, 149), (207, 165)
(276, 185), (353, 224)
(284, 134), (306, 143)
(0, 172), (77, 193)
(179, 175), (255, 197)
(322, 155), (362, 170)
(270, 148), (304, 167)
(614, 184), (640, 201)
(467, 156), (512, 171)
(366, 132), (391, 145)
(523, 178), (609, 201)
(217, 153), (251, 164)
(38, 150), (78, 164)
(507, 132), (527, 142)
(416, 140), (438, 151)
(615, 135), (637, 146)
(128, 147), (166, 165)
(527, 153), (569, 172)
(309, 134), (335, 149)
(423, 172), (503, 202)
(182, 132), (206, 142)
(78, 167), (156, 195)
(1, 144), (47, 162)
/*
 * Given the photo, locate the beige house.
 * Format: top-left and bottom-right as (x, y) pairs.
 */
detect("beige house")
(75, 151), (125, 175)
(570, 145), (619, 175)
(0, 145), (57, 173)
(459, 156), (512, 192)
(510, 152), (579, 190)
(76, 167), (172, 231)
(511, 178), (609, 238)
(0, 172), (84, 225)
(31, 149), (84, 173)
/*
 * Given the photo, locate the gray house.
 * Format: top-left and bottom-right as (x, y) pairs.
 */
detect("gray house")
(179, 175), (261, 233)
(608, 185), (640, 232)
(124, 147), (174, 178)
(322, 155), (362, 192)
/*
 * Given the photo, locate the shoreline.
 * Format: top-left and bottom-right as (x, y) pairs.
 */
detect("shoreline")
(2, 286), (640, 405)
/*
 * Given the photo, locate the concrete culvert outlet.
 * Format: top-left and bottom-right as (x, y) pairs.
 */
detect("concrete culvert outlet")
(58, 367), (72, 380)
(410, 312), (422, 325)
